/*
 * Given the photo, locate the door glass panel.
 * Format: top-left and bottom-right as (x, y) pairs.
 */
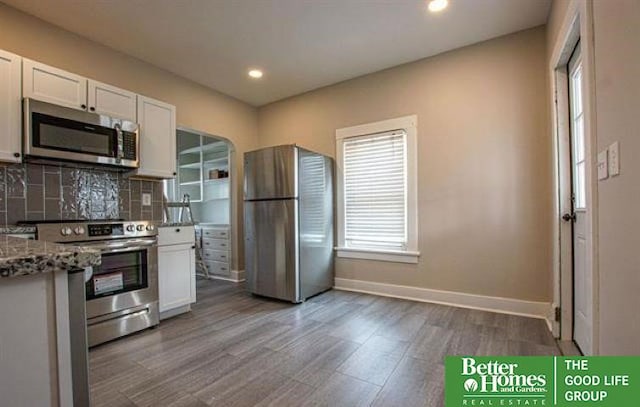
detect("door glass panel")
(575, 161), (586, 209)
(569, 48), (586, 210)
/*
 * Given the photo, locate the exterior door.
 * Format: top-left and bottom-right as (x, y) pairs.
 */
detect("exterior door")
(567, 42), (592, 354)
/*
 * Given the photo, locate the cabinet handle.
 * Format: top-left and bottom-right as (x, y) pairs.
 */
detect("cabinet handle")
(13, 152), (20, 158)
(173, 172), (177, 176)
(191, 245), (196, 249)
(90, 107), (95, 112)
(176, 228), (181, 232)
(81, 104), (87, 109)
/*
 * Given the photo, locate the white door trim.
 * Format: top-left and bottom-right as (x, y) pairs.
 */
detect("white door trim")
(549, 0), (599, 354)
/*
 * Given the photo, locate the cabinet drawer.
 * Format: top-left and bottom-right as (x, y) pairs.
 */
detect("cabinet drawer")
(158, 226), (195, 246)
(202, 249), (230, 263)
(201, 238), (229, 251)
(204, 260), (230, 276)
(201, 228), (229, 239)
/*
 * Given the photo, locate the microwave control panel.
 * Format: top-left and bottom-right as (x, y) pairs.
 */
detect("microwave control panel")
(121, 132), (137, 160)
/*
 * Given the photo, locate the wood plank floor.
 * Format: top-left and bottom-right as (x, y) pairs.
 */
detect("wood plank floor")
(89, 279), (560, 407)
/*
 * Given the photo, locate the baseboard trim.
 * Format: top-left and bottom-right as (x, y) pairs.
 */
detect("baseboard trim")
(334, 278), (552, 321)
(159, 304), (191, 321)
(209, 270), (245, 283)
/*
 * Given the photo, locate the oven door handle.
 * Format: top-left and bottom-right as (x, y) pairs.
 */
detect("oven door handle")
(81, 239), (157, 253)
(102, 245), (155, 254)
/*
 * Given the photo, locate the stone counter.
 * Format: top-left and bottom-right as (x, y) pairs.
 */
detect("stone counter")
(0, 235), (101, 278)
(0, 225), (37, 235)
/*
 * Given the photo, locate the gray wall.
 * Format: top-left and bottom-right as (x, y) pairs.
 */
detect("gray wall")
(592, 0), (640, 355)
(258, 27), (552, 303)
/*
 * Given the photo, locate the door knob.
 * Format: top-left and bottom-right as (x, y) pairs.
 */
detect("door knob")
(562, 213), (576, 222)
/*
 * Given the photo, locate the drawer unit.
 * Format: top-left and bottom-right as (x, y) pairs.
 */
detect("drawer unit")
(201, 237), (230, 251)
(202, 249), (230, 263)
(197, 225), (232, 280)
(201, 228), (229, 239)
(205, 260), (230, 277)
(158, 225), (195, 246)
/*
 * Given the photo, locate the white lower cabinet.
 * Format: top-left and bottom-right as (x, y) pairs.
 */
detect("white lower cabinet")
(158, 226), (196, 319)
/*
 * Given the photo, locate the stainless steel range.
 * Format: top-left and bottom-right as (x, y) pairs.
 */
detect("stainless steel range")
(31, 220), (159, 347)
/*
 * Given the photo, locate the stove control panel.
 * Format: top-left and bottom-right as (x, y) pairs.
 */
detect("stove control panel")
(37, 220), (158, 243)
(88, 223), (124, 237)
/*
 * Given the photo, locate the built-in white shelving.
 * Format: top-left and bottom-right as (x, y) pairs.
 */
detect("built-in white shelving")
(167, 130), (231, 224)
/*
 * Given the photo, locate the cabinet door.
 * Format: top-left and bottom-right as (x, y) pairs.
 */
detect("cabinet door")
(22, 59), (87, 111)
(135, 95), (176, 178)
(158, 243), (195, 313)
(87, 79), (137, 121)
(0, 50), (22, 163)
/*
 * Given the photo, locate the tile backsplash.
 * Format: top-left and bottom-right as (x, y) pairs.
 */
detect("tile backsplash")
(0, 163), (164, 225)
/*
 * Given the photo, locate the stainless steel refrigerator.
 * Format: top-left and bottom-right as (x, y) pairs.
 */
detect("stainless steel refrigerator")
(244, 145), (334, 303)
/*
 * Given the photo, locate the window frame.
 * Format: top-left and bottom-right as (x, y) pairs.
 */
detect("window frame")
(335, 115), (419, 264)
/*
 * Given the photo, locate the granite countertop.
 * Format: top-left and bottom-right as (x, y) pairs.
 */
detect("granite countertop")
(0, 225), (37, 235)
(0, 236), (101, 278)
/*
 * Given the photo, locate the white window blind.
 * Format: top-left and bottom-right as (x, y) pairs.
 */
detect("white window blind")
(343, 130), (407, 251)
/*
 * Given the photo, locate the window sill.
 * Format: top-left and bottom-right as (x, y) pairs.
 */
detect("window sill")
(335, 247), (420, 264)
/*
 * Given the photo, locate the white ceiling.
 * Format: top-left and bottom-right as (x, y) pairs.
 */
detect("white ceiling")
(4, 0), (551, 106)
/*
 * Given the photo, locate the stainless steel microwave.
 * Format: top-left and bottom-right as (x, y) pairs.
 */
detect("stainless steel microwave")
(23, 98), (139, 168)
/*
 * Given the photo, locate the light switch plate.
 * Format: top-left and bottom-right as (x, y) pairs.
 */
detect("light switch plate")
(142, 193), (152, 206)
(597, 150), (609, 180)
(608, 141), (620, 176)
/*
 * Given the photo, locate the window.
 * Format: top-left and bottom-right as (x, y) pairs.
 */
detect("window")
(336, 115), (419, 263)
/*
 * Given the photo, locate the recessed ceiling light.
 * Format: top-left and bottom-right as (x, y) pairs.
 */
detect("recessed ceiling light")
(428, 0), (448, 13)
(248, 69), (263, 79)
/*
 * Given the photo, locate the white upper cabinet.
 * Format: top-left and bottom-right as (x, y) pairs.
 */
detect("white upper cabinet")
(0, 49), (22, 163)
(135, 95), (176, 178)
(23, 59), (87, 111)
(87, 79), (137, 121)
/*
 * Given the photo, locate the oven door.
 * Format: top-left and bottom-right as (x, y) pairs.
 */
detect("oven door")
(82, 238), (158, 321)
